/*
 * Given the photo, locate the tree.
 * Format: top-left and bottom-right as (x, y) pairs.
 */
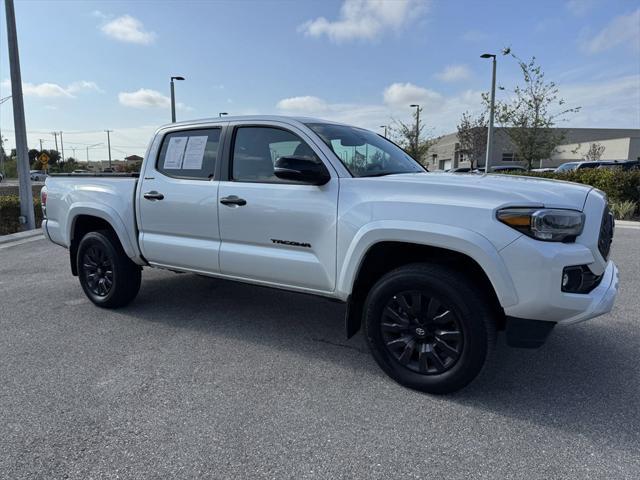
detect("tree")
(487, 54), (580, 170)
(456, 111), (487, 169)
(390, 106), (434, 165)
(584, 142), (606, 161)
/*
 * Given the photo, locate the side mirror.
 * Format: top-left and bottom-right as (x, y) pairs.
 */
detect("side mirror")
(274, 156), (331, 185)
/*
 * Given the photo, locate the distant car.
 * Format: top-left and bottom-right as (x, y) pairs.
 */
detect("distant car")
(555, 161), (618, 172)
(30, 170), (47, 181)
(72, 169), (90, 174)
(531, 168), (556, 173)
(0, 172), (4, 183)
(620, 160), (639, 171)
(447, 167), (472, 173)
(102, 168), (114, 173)
(475, 165), (527, 174)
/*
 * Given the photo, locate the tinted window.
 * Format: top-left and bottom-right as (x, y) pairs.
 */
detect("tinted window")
(232, 126), (320, 183)
(157, 128), (220, 179)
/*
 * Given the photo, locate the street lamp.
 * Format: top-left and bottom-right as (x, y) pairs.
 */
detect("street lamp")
(170, 76), (185, 123)
(480, 53), (497, 175)
(410, 104), (421, 157)
(86, 143), (102, 164)
(379, 125), (388, 137)
(219, 112), (228, 117)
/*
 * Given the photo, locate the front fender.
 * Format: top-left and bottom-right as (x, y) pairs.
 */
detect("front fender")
(336, 220), (519, 308)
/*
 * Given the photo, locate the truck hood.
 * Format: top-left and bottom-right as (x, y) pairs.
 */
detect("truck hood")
(373, 172), (592, 210)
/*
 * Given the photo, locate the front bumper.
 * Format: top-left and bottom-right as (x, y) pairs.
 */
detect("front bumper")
(499, 233), (619, 325)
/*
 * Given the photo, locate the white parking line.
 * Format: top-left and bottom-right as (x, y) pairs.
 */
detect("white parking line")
(617, 224), (640, 230)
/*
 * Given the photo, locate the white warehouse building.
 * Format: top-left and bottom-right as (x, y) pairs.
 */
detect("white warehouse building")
(425, 128), (640, 170)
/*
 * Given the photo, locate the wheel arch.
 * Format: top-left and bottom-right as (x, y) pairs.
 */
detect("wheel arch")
(67, 208), (139, 275)
(340, 223), (519, 338)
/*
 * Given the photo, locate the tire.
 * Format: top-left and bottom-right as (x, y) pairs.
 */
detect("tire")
(77, 230), (141, 308)
(363, 263), (496, 394)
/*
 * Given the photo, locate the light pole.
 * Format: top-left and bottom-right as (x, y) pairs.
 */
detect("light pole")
(219, 112), (228, 117)
(410, 104), (421, 158)
(5, 0), (35, 229)
(170, 76), (185, 122)
(481, 53), (497, 175)
(380, 125), (388, 137)
(86, 143), (102, 165)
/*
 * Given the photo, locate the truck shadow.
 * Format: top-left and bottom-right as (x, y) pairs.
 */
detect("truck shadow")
(126, 270), (638, 453)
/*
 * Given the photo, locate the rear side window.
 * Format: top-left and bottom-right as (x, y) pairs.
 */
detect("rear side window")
(157, 128), (221, 179)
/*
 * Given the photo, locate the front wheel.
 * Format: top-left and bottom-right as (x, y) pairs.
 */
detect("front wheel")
(364, 263), (496, 394)
(77, 230), (141, 308)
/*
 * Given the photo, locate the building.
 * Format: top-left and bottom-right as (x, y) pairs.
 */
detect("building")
(124, 154), (143, 163)
(425, 128), (640, 170)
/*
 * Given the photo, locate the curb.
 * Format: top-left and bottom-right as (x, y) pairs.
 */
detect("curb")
(0, 228), (43, 245)
(616, 220), (640, 227)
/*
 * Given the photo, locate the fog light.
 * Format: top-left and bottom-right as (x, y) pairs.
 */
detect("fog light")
(561, 265), (602, 294)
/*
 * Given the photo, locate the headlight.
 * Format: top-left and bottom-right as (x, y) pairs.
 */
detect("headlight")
(497, 208), (585, 242)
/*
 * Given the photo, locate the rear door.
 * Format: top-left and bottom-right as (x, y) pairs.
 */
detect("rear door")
(217, 122), (339, 292)
(137, 126), (223, 272)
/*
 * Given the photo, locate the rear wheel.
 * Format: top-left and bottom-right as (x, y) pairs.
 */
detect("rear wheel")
(364, 263), (495, 394)
(77, 230), (141, 308)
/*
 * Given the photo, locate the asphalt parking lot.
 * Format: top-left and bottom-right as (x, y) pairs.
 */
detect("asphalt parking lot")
(1, 228), (638, 479)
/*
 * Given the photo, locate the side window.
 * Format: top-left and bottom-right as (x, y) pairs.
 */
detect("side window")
(157, 128), (221, 179)
(232, 126), (320, 183)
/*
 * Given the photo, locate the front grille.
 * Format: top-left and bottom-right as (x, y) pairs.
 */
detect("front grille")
(598, 205), (614, 260)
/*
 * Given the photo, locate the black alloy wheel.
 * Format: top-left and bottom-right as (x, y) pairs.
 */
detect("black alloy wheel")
(381, 291), (463, 375)
(82, 245), (114, 297)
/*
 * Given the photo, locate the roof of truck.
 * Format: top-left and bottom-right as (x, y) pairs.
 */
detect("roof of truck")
(158, 115), (351, 130)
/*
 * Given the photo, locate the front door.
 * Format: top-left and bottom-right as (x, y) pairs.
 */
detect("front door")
(138, 127), (222, 272)
(218, 124), (338, 292)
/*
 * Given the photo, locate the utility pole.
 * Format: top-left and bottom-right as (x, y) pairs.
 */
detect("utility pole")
(170, 76), (185, 122)
(51, 131), (58, 152)
(410, 104), (421, 160)
(59, 131), (64, 168)
(39, 138), (44, 151)
(105, 130), (113, 168)
(5, 0), (35, 229)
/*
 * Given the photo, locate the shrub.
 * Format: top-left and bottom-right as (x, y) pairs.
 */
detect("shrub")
(0, 195), (43, 235)
(610, 200), (638, 220)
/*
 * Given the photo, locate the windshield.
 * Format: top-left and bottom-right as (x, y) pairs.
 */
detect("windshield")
(556, 163), (577, 172)
(306, 123), (425, 177)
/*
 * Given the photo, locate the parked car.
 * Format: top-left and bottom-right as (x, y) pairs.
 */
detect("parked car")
(72, 169), (90, 174)
(474, 165), (527, 173)
(30, 170), (47, 181)
(42, 115), (618, 394)
(531, 168), (556, 173)
(447, 167), (472, 173)
(555, 161), (618, 172)
(595, 160), (639, 171)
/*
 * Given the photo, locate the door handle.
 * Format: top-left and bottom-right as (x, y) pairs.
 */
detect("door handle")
(143, 191), (164, 201)
(220, 195), (247, 206)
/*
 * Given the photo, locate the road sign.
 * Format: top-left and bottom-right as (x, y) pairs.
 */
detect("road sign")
(38, 152), (50, 166)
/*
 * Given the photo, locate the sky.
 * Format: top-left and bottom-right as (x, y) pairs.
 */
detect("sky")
(1, 0), (639, 162)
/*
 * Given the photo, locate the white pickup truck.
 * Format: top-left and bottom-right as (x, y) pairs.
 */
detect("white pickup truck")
(42, 116), (618, 393)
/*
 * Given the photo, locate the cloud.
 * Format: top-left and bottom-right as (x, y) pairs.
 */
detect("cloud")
(1, 79), (102, 98)
(559, 75), (640, 127)
(582, 9), (640, 54)
(276, 96), (328, 112)
(298, 0), (428, 42)
(383, 82), (442, 108)
(276, 83), (482, 135)
(118, 88), (191, 110)
(436, 65), (472, 82)
(101, 15), (156, 45)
